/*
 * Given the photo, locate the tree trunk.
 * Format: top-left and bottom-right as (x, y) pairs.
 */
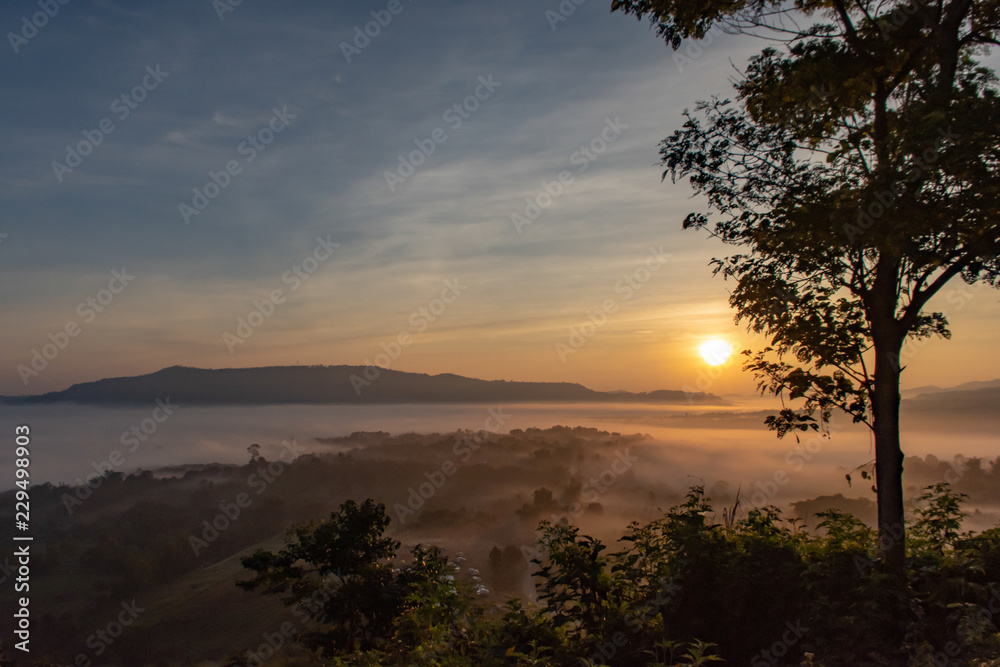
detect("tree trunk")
(872, 335), (906, 580)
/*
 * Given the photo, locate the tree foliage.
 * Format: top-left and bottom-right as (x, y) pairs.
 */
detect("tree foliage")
(238, 499), (407, 652)
(237, 490), (1000, 665)
(612, 0), (1000, 577)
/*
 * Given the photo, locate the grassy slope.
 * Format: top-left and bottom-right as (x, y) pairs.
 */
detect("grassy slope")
(114, 534), (295, 666)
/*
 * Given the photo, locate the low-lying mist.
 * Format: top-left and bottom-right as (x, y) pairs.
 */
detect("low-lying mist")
(1, 399), (995, 507)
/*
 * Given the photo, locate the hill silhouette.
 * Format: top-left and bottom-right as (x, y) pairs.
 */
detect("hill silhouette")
(903, 385), (1000, 413)
(901, 378), (1000, 398)
(0, 365), (727, 406)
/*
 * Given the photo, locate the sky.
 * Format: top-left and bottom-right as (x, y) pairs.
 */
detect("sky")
(1, 0), (998, 398)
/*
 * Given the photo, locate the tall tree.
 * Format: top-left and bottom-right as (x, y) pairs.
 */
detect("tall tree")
(612, 0), (1000, 577)
(238, 499), (404, 652)
(238, 499), (460, 657)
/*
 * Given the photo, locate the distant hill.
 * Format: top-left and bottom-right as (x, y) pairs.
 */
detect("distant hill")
(0, 365), (727, 406)
(902, 385), (1000, 414)
(902, 378), (1000, 399)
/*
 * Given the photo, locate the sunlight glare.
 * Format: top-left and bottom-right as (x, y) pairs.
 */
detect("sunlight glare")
(698, 339), (733, 366)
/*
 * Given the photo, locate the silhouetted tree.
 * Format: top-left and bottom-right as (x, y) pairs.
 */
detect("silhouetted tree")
(238, 498), (465, 657)
(238, 499), (402, 652)
(613, 0), (1000, 579)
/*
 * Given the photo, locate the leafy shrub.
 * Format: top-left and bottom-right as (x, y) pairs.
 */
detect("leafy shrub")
(237, 485), (1000, 666)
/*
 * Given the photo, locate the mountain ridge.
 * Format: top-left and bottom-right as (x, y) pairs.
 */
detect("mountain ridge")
(901, 378), (1000, 398)
(0, 364), (728, 406)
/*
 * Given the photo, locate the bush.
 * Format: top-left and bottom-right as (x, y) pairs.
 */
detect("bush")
(237, 486), (1000, 666)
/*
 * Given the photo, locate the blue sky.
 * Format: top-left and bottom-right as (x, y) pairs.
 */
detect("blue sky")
(2, 0), (997, 396)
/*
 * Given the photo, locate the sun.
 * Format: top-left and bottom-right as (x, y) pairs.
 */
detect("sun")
(698, 339), (733, 366)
